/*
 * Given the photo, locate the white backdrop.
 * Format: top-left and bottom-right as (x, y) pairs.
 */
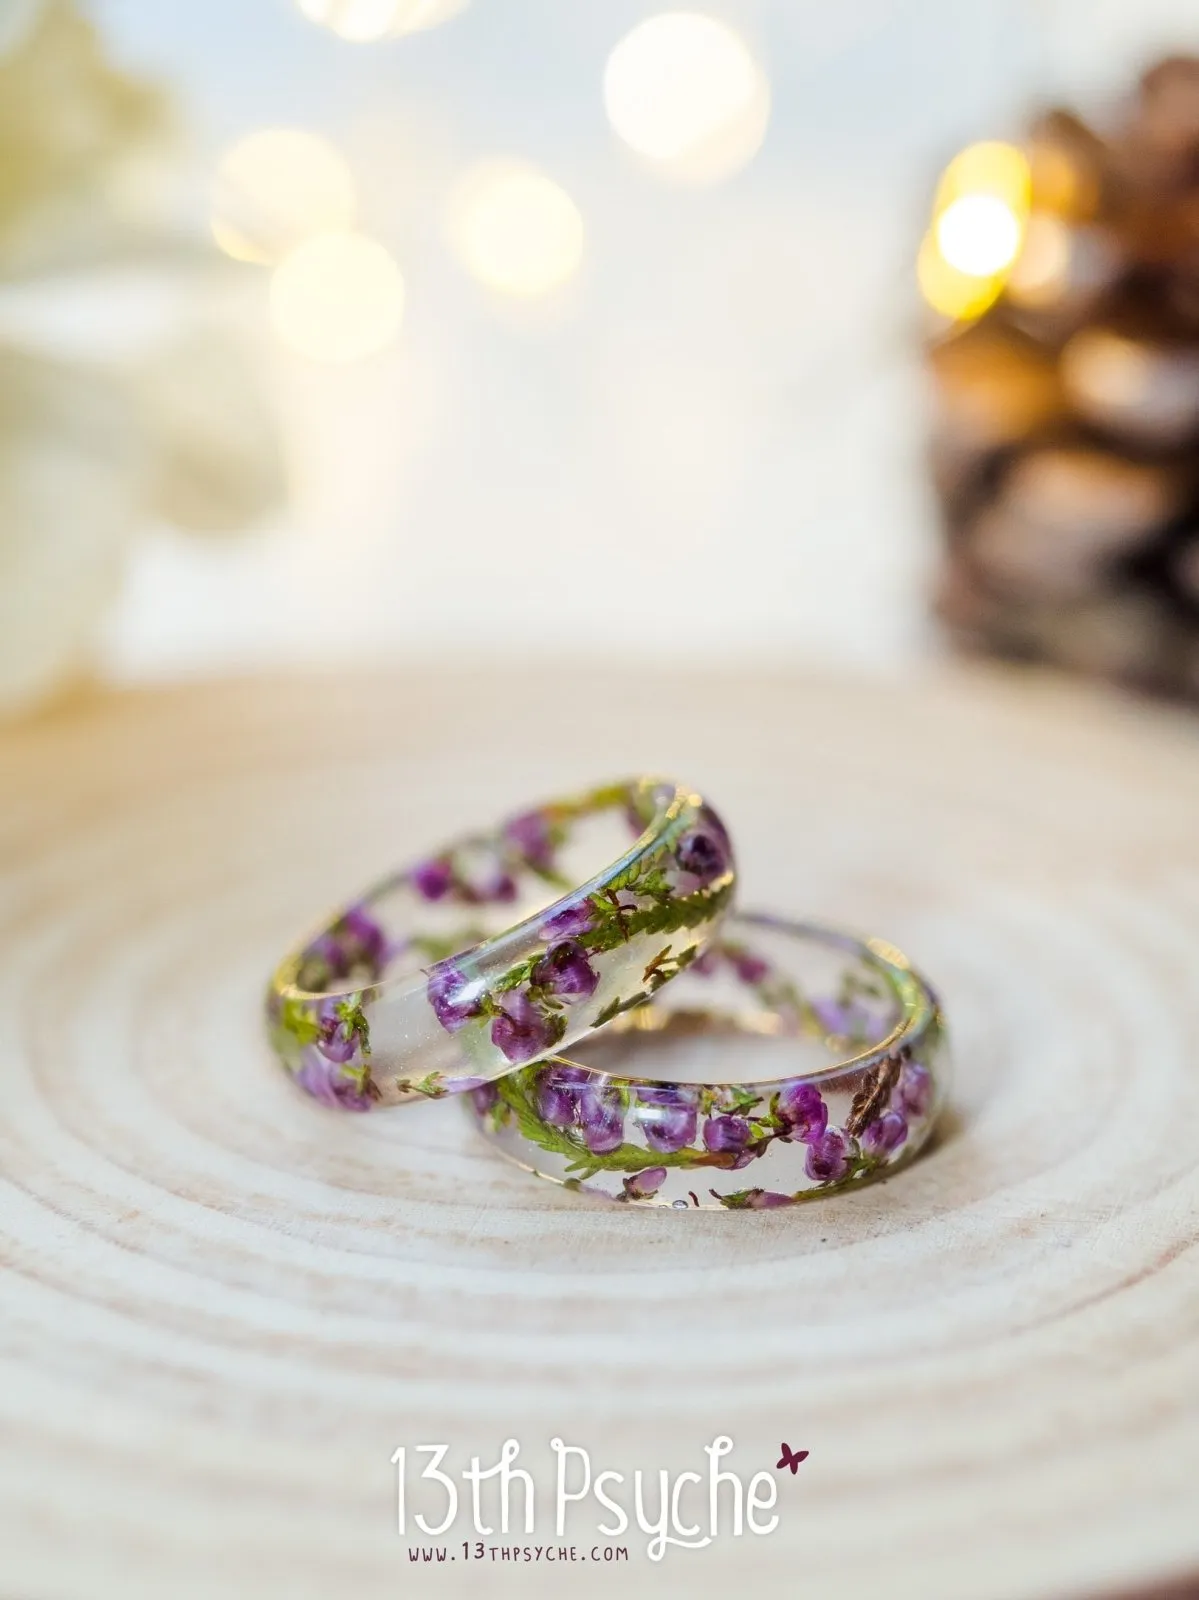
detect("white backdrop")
(81, 0), (1199, 681)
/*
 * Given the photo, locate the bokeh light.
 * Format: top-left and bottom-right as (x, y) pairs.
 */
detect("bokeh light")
(447, 160), (583, 298)
(295, 0), (466, 42)
(211, 129), (356, 264)
(603, 12), (770, 184)
(269, 231), (405, 361)
(935, 193), (1024, 276)
(934, 140), (1031, 216)
(917, 231), (1005, 322)
(920, 140), (1032, 322)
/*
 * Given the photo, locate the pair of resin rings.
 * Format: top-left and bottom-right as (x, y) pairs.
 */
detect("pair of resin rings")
(266, 779), (947, 1210)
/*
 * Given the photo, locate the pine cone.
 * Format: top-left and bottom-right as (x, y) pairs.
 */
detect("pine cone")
(926, 57), (1199, 701)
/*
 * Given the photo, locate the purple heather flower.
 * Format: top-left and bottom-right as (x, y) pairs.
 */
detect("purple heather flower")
(295, 1047), (373, 1112)
(805, 1128), (853, 1185)
(862, 1110), (908, 1158)
(426, 960), (483, 1034)
(731, 951), (770, 985)
(535, 1063), (588, 1128)
(490, 989), (557, 1063)
(339, 903), (387, 966)
(470, 1083), (499, 1116)
(503, 809), (555, 869)
(469, 865), (518, 904)
(578, 1085), (625, 1153)
(623, 1167), (668, 1200)
(703, 1114), (752, 1155)
(411, 858), (455, 901)
(541, 1062), (592, 1086)
(299, 931), (345, 985)
(898, 1060), (932, 1118)
(810, 996), (888, 1043)
(776, 1081), (829, 1143)
(541, 899), (596, 940)
(315, 999), (362, 1064)
(674, 828), (726, 885)
(635, 1085), (698, 1154)
(532, 939), (599, 1002)
(746, 1189), (793, 1209)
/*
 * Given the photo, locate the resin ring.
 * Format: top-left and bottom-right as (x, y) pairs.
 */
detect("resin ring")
(468, 912), (948, 1209)
(266, 780), (735, 1108)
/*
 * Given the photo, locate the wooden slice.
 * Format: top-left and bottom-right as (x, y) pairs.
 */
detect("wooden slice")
(1, 664), (1197, 1599)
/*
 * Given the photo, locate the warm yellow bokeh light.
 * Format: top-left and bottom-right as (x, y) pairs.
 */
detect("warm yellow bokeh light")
(447, 161), (583, 298)
(917, 231), (1005, 322)
(934, 140), (1031, 215)
(603, 12), (770, 184)
(211, 129), (356, 264)
(269, 231), (405, 361)
(935, 194), (1024, 277)
(920, 141), (1033, 321)
(296, 0), (466, 40)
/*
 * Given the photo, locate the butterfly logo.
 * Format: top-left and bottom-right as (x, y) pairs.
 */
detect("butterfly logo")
(776, 1443), (809, 1474)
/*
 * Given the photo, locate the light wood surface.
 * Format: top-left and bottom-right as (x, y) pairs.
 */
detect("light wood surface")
(2, 664), (1198, 1600)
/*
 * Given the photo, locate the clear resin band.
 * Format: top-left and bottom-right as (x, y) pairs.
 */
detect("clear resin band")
(468, 913), (948, 1209)
(266, 780), (735, 1108)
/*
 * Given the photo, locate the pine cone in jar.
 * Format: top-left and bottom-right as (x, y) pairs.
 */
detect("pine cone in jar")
(923, 56), (1199, 702)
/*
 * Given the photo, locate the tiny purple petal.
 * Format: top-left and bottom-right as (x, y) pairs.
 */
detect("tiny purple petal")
(531, 939), (598, 1002)
(635, 1084), (698, 1107)
(295, 1047), (373, 1111)
(412, 858), (454, 901)
(810, 997), (851, 1035)
(805, 1128), (852, 1184)
(314, 997), (366, 1063)
(426, 960), (483, 1034)
(776, 1080), (828, 1143)
(537, 1081), (578, 1129)
(689, 948), (721, 977)
(474, 867), (518, 904)
(703, 1114), (752, 1155)
(674, 828), (726, 885)
(316, 1024), (357, 1064)
(542, 1062), (592, 1085)
(490, 989), (557, 1063)
(623, 1166), (668, 1200)
(747, 1189), (793, 1209)
(541, 899), (596, 940)
(862, 1110), (908, 1158)
(534, 1061), (592, 1126)
(470, 1082), (499, 1116)
(810, 995), (888, 1041)
(635, 1086), (698, 1153)
(731, 951), (771, 985)
(299, 931), (344, 983)
(504, 809), (555, 869)
(899, 1060), (932, 1118)
(578, 1085), (625, 1153)
(339, 903), (386, 965)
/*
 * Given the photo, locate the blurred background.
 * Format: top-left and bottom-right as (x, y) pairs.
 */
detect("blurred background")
(2, 0), (1198, 713)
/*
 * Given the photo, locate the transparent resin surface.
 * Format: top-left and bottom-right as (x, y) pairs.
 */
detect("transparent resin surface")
(267, 779), (735, 1107)
(469, 913), (948, 1209)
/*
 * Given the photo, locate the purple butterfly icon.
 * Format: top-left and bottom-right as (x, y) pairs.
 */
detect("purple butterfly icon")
(776, 1443), (809, 1474)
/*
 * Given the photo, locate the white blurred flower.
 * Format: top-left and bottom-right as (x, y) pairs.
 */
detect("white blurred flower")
(0, 1), (283, 714)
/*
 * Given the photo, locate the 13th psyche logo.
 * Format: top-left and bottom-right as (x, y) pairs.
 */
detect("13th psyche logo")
(391, 1435), (807, 1562)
